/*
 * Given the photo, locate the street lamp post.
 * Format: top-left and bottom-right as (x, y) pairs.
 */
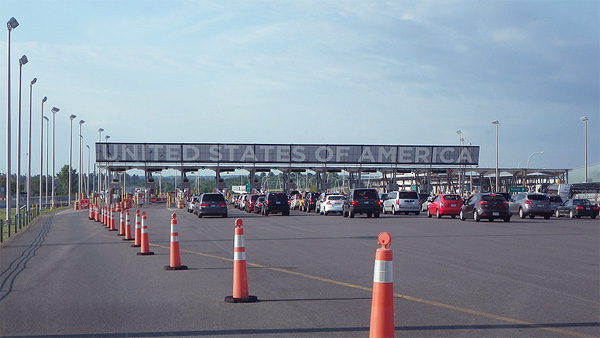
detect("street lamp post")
(78, 120), (85, 202)
(104, 135), (110, 194)
(43, 115), (49, 206)
(26, 77), (36, 214)
(580, 116), (588, 183)
(5, 16), (19, 229)
(86, 145), (90, 198)
(526, 151), (544, 169)
(39, 96), (46, 210)
(51, 107), (60, 208)
(16, 55), (27, 225)
(492, 120), (499, 192)
(97, 128), (104, 197)
(68, 114), (76, 205)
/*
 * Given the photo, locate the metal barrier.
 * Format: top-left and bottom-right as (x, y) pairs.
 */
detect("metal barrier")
(1, 205), (41, 244)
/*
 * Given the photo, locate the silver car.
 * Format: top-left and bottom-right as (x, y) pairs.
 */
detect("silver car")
(509, 193), (552, 219)
(383, 191), (421, 215)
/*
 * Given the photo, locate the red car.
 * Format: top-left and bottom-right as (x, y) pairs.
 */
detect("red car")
(427, 194), (463, 218)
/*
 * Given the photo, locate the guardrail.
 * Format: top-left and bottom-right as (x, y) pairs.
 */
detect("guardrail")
(1, 205), (41, 244)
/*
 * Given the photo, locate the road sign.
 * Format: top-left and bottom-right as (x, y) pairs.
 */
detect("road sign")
(509, 186), (527, 193)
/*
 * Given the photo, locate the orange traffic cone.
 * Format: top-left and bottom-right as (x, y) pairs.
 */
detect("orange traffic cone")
(225, 218), (257, 303)
(123, 209), (134, 241)
(369, 232), (394, 338)
(132, 209), (141, 247)
(118, 209), (125, 236)
(164, 213), (187, 270)
(108, 205), (117, 231)
(137, 211), (154, 256)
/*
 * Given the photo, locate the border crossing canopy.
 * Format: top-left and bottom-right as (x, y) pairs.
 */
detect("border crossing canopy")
(96, 143), (479, 166)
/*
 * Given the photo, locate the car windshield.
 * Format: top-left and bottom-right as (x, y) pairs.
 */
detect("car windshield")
(328, 195), (344, 200)
(527, 194), (548, 201)
(269, 193), (288, 201)
(398, 192), (419, 199)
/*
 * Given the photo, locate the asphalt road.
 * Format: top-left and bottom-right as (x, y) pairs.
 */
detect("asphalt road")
(0, 204), (598, 338)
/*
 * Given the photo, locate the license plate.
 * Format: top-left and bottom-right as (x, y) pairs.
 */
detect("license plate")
(364, 201), (370, 204)
(451, 204), (457, 207)
(492, 212), (499, 216)
(275, 201), (281, 205)
(537, 204), (545, 208)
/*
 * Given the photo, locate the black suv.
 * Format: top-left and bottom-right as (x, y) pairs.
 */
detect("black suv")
(342, 188), (381, 218)
(301, 192), (321, 212)
(459, 193), (511, 222)
(262, 192), (290, 216)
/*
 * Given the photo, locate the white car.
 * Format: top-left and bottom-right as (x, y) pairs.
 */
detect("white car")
(319, 194), (345, 215)
(187, 196), (199, 213)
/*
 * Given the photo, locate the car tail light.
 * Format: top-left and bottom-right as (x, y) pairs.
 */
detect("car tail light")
(217, 203), (226, 207)
(524, 200), (532, 205)
(395, 200), (399, 205)
(351, 201), (358, 206)
(199, 203), (209, 207)
(375, 200), (381, 205)
(576, 206), (584, 210)
(504, 201), (509, 206)
(592, 206), (599, 210)
(478, 201), (488, 206)
(326, 201), (332, 205)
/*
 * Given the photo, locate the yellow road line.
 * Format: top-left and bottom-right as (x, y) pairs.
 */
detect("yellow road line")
(143, 242), (598, 338)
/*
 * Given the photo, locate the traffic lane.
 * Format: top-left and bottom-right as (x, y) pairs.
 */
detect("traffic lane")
(176, 206), (599, 337)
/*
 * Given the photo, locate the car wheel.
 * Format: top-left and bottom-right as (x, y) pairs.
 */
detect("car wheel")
(367, 213), (372, 218)
(427, 209), (432, 218)
(222, 214), (228, 218)
(592, 215), (597, 219)
(198, 214), (203, 218)
(392, 206), (398, 215)
(415, 212), (420, 215)
(349, 211), (355, 218)
(374, 213), (380, 218)
(473, 210), (480, 222)
(519, 208), (525, 219)
(436, 209), (441, 219)
(460, 210), (466, 221)
(569, 210), (574, 218)
(264, 210), (269, 216)
(343, 210), (348, 217)
(451, 215), (456, 219)
(405, 212), (409, 215)
(503, 217), (510, 222)
(529, 214), (535, 219)
(555, 209), (560, 217)
(544, 214), (550, 220)
(488, 218), (494, 222)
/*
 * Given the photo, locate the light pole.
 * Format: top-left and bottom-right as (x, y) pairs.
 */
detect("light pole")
(492, 120), (499, 192)
(51, 107), (59, 208)
(16, 55), (27, 223)
(526, 151), (544, 169)
(86, 144), (90, 198)
(38, 96), (46, 210)
(78, 120), (85, 202)
(68, 114), (76, 205)
(104, 135), (110, 194)
(97, 128), (104, 196)
(580, 116), (588, 183)
(5, 16), (19, 228)
(456, 130), (463, 194)
(26, 77), (36, 214)
(43, 115), (49, 206)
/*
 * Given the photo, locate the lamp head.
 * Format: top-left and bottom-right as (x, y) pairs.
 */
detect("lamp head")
(79, 120), (85, 125)
(19, 55), (28, 65)
(31, 78), (37, 85)
(580, 116), (588, 122)
(7, 17), (19, 30)
(51, 107), (59, 113)
(98, 128), (104, 133)
(69, 114), (77, 120)
(491, 120), (499, 125)
(43, 116), (49, 121)
(105, 135), (110, 141)
(42, 96), (47, 103)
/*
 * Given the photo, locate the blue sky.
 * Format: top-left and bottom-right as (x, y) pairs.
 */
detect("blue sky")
(1, 0), (599, 177)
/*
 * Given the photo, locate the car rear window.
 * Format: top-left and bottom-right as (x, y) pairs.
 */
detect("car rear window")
(443, 195), (461, 201)
(328, 195), (344, 201)
(353, 189), (378, 199)
(202, 194), (225, 202)
(483, 195), (506, 202)
(527, 194), (548, 201)
(269, 193), (288, 201)
(548, 196), (562, 202)
(573, 199), (591, 205)
(398, 192), (419, 199)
